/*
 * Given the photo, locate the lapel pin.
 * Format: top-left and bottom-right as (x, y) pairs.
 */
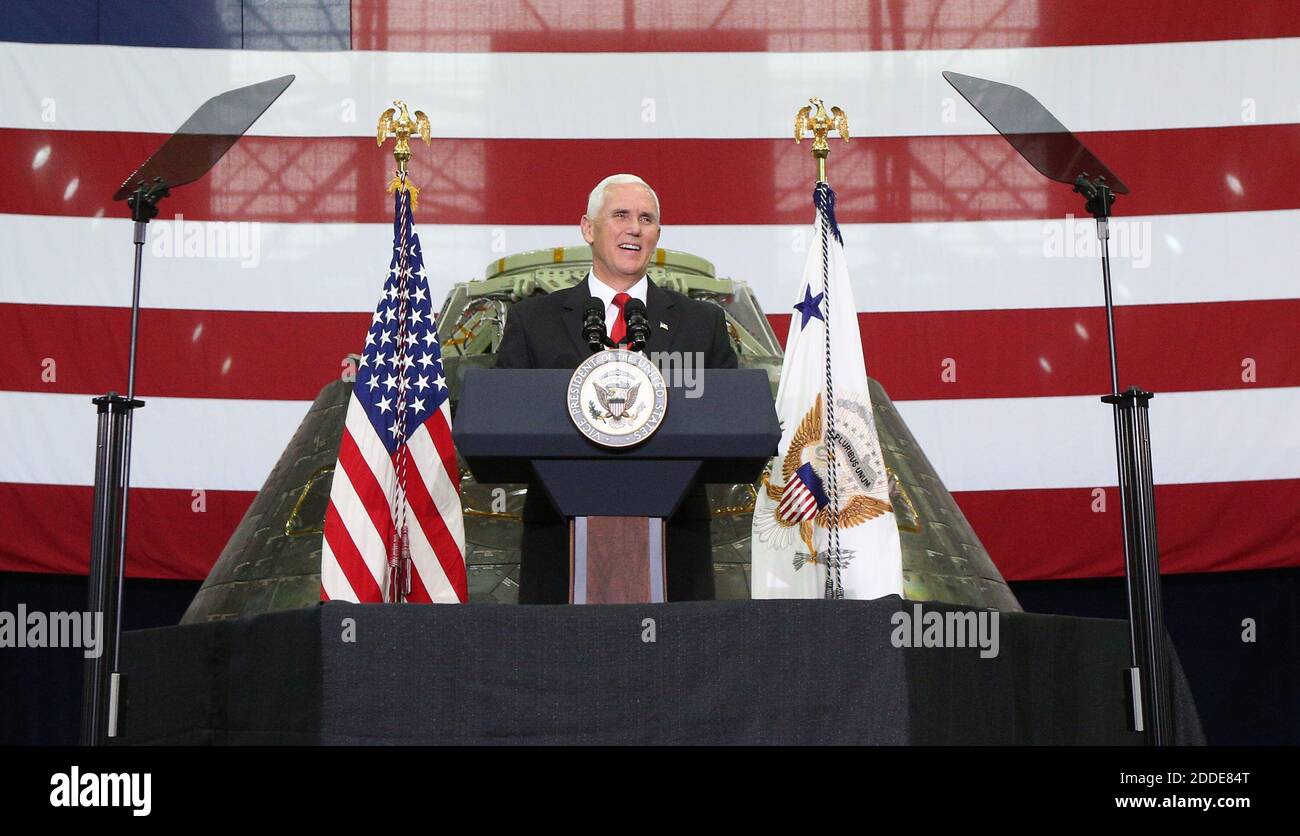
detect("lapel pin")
(659, 322), (669, 331)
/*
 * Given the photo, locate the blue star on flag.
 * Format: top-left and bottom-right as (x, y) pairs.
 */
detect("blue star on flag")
(793, 286), (825, 329)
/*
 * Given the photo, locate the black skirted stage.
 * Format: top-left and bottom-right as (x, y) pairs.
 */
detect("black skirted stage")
(113, 599), (1204, 745)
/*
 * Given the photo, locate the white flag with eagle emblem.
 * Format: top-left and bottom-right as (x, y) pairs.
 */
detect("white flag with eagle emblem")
(751, 184), (905, 600)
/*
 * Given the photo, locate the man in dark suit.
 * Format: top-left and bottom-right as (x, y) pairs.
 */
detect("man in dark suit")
(495, 173), (738, 603)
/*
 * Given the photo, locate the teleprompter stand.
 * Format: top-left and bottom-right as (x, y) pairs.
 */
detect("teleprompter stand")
(944, 71), (1174, 745)
(81, 75), (294, 746)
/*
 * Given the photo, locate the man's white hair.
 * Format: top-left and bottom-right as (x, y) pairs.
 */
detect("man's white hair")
(586, 173), (660, 221)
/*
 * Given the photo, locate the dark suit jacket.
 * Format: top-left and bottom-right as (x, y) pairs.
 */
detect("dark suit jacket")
(494, 277), (739, 603)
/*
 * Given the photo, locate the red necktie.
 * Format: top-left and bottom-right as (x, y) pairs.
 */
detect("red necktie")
(608, 292), (631, 346)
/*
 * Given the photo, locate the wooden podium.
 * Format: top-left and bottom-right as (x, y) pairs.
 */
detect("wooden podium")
(569, 516), (664, 604)
(454, 368), (780, 604)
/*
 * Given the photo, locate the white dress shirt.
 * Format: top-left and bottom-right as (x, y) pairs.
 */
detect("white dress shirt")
(586, 271), (648, 338)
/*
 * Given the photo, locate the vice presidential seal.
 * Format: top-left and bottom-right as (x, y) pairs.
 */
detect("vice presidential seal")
(567, 349), (667, 448)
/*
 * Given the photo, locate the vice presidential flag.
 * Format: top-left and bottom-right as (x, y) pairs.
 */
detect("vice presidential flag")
(751, 184), (905, 601)
(320, 186), (467, 604)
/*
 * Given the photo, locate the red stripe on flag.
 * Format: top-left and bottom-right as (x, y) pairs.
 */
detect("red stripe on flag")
(0, 303), (367, 401)
(350, 0), (1300, 52)
(405, 566), (433, 604)
(323, 498), (385, 602)
(5, 125), (1297, 225)
(956, 478), (1300, 581)
(6, 300), (1296, 403)
(769, 300), (1300, 401)
(335, 426), (397, 547)
(333, 423), (441, 603)
(397, 445), (468, 600)
(426, 407), (461, 491)
(2, 479), (1296, 582)
(0, 482), (250, 579)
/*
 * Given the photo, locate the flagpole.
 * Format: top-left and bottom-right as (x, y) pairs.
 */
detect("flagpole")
(390, 180), (413, 602)
(819, 191), (841, 599)
(378, 101), (431, 602)
(795, 98), (850, 598)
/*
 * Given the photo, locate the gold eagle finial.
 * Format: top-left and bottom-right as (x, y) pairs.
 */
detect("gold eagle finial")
(794, 97), (849, 183)
(377, 100), (431, 207)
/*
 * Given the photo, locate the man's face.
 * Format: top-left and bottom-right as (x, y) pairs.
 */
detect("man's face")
(581, 183), (661, 286)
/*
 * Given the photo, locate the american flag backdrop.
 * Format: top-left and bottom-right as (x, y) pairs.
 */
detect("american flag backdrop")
(0, 1), (1297, 587)
(320, 185), (466, 604)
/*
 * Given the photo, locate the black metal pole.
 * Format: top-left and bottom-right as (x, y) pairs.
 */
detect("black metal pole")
(1132, 391), (1174, 741)
(80, 182), (159, 745)
(81, 395), (121, 745)
(1078, 173), (1174, 745)
(113, 220), (148, 667)
(1097, 218), (1143, 725)
(1104, 387), (1173, 744)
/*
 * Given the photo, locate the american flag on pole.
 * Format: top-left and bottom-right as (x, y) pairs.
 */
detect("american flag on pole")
(320, 183), (467, 604)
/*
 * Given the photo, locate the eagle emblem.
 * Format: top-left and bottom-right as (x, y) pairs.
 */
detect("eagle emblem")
(593, 378), (641, 421)
(567, 350), (667, 449)
(794, 97), (850, 153)
(377, 99), (432, 207)
(755, 393), (892, 556)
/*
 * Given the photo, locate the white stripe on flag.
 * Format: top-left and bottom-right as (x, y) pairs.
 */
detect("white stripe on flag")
(408, 418), (465, 527)
(897, 385), (1300, 492)
(3, 386), (1299, 492)
(6, 210), (1298, 314)
(3, 39), (1297, 136)
(323, 445), (388, 600)
(344, 396), (398, 488)
(319, 535), (351, 603)
(0, 390), (306, 490)
(404, 423), (465, 602)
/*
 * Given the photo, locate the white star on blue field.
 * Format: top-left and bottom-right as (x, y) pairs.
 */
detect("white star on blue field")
(353, 191), (448, 455)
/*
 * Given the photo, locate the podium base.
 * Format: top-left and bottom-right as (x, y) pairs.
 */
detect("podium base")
(570, 517), (666, 604)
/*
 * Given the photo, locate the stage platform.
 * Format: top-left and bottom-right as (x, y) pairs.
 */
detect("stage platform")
(113, 598), (1204, 745)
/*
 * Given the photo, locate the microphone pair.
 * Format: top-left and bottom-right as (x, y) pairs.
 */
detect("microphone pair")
(583, 297), (651, 353)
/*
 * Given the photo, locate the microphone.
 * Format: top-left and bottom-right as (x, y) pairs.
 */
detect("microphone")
(582, 297), (607, 353)
(623, 298), (650, 352)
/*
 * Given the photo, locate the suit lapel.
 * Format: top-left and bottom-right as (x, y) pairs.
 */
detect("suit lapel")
(559, 278), (594, 359)
(644, 279), (680, 355)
